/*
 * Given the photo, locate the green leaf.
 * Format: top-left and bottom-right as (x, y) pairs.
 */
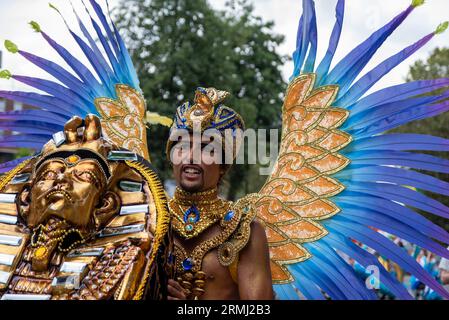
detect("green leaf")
(4, 40), (18, 54)
(48, 2), (60, 13)
(0, 70), (12, 80)
(29, 21), (41, 33)
(412, 0), (425, 7)
(435, 21), (449, 35)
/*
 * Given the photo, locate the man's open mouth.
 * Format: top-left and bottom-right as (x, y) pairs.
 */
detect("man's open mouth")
(182, 165), (203, 177)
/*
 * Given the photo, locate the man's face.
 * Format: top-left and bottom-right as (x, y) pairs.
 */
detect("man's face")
(171, 134), (222, 193)
(27, 158), (106, 228)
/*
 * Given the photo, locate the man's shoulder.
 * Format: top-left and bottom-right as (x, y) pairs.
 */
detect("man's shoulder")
(233, 195), (267, 251)
(216, 194), (261, 266)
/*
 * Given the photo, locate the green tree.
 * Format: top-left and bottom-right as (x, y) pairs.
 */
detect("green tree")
(114, 0), (287, 199)
(397, 47), (449, 231)
(407, 47), (449, 81)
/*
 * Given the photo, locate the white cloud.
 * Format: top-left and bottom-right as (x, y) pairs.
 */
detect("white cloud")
(0, 0), (448, 96)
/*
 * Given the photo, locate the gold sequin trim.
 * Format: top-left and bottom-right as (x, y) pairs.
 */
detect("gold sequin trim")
(124, 160), (170, 300)
(0, 159), (32, 191)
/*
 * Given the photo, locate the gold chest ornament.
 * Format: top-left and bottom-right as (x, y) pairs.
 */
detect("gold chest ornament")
(169, 189), (258, 299)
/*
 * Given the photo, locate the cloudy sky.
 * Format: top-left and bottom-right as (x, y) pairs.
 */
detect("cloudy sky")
(0, 0), (448, 95)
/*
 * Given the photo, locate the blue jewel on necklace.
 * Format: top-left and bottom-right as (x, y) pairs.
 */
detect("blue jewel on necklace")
(183, 205), (200, 224)
(184, 224), (194, 232)
(183, 258), (193, 271)
(224, 210), (235, 222)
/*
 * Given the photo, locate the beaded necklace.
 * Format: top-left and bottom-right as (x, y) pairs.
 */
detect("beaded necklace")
(170, 187), (233, 239)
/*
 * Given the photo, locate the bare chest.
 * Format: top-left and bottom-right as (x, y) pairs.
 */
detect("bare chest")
(173, 227), (238, 299)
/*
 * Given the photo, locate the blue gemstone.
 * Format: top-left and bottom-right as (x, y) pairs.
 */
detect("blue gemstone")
(183, 206), (200, 223)
(224, 210), (235, 222)
(188, 216), (197, 223)
(185, 224), (194, 232)
(182, 258), (193, 271)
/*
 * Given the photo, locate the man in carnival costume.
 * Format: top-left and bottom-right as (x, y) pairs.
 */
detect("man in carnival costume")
(165, 87), (273, 300)
(3, 0), (449, 300)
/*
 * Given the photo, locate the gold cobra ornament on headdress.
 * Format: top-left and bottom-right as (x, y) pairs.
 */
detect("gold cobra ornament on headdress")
(186, 88), (231, 129)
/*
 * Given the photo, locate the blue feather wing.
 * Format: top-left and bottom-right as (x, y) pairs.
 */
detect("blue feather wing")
(263, 0), (449, 300)
(0, 0), (141, 160)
